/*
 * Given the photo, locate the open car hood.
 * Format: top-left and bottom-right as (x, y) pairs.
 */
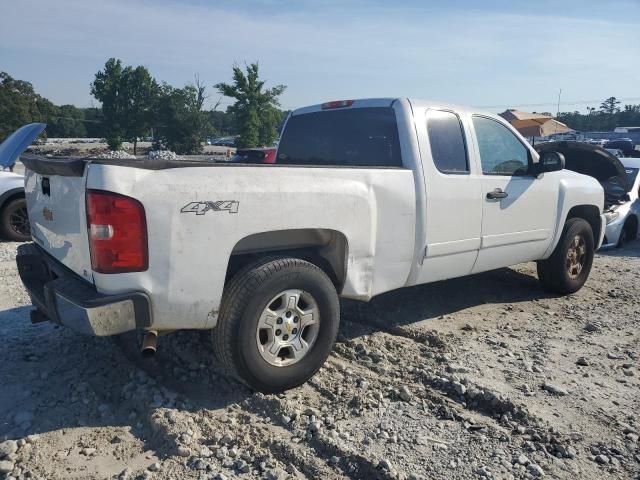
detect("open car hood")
(535, 141), (629, 192)
(0, 123), (47, 168)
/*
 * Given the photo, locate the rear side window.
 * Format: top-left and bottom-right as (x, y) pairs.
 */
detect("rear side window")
(427, 110), (468, 173)
(277, 107), (402, 167)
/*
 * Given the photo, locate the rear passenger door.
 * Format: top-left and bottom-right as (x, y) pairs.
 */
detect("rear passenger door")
(416, 109), (483, 283)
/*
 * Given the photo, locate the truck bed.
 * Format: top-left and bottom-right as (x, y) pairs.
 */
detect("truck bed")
(21, 154), (404, 174)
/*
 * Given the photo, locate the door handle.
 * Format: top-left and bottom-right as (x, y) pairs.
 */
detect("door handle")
(486, 188), (508, 200)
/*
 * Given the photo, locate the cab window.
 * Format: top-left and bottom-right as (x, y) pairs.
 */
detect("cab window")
(473, 116), (530, 176)
(427, 110), (469, 174)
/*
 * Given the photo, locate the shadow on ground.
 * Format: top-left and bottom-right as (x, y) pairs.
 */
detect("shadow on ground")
(0, 264), (565, 467)
(342, 266), (554, 332)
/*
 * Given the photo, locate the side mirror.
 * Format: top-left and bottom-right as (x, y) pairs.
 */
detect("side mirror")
(535, 151), (565, 174)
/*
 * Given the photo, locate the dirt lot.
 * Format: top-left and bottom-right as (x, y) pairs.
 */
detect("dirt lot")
(0, 239), (639, 480)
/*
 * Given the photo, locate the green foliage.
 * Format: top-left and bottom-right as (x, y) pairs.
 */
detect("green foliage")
(1, 64), (287, 151)
(91, 59), (125, 149)
(48, 105), (87, 138)
(0, 72), (52, 141)
(557, 98), (640, 132)
(91, 58), (158, 152)
(81, 108), (105, 138)
(600, 96), (621, 115)
(207, 110), (236, 137)
(215, 63), (286, 148)
(153, 84), (209, 154)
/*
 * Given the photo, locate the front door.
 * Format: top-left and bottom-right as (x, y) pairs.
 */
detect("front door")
(470, 115), (558, 273)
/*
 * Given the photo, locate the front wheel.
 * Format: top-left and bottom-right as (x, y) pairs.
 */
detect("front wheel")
(537, 218), (594, 294)
(213, 257), (340, 393)
(1, 197), (31, 242)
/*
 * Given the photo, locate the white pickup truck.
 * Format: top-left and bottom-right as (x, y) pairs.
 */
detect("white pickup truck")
(16, 98), (605, 392)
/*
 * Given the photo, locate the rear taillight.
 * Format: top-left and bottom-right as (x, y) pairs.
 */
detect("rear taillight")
(86, 190), (148, 273)
(321, 99), (354, 110)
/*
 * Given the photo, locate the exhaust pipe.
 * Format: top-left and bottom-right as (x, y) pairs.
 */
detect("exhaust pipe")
(141, 330), (158, 357)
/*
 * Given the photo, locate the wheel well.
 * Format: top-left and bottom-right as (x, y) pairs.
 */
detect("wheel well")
(0, 191), (25, 219)
(225, 229), (349, 292)
(624, 215), (638, 238)
(567, 205), (601, 241)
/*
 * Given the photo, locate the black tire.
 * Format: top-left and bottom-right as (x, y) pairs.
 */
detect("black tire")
(617, 226), (627, 248)
(1, 197), (31, 242)
(213, 256), (340, 393)
(537, 218), (594, 294)
(617, 217), (637, 248)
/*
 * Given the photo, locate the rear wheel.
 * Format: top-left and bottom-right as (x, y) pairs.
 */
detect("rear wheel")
(537, 218), (594, 294)
(1, 197), (30, 242)
(213, 256), (340, 393)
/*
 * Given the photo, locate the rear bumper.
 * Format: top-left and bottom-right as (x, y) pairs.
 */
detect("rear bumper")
(16, 243), (151, 336)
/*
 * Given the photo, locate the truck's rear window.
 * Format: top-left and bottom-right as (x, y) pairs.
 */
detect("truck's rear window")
(277, 107), (402, 167)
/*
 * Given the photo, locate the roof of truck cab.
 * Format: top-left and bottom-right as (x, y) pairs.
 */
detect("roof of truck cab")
(290, 97), (498, 119)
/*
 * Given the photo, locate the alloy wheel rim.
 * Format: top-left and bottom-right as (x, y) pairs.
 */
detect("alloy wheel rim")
(566, 234), (586, 279)
(255, 289), (320, 367)
(9, 206), (30, 237)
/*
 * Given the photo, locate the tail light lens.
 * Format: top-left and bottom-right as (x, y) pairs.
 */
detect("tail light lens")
(86, 190), (148, 273)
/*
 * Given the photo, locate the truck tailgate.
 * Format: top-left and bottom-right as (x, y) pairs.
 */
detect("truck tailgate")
(23, 160), (93, 283)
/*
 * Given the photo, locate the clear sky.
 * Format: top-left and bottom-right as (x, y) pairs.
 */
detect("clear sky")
(1, 0), (639, 113)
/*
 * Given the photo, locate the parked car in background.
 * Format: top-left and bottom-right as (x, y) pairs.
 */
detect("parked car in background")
(0, 123), (46, 241)
(229, 147), (277, 164)
(606, 139), (638, 157)
(211, 136), (239, 147)
(536, 141), (639, 247)
(602, 157), (640, 247)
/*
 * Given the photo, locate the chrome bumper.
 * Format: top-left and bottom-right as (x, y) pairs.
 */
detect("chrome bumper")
(16, 243), (151, 336)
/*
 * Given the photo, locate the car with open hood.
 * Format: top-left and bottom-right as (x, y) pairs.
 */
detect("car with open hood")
(536, 141), (639, 247)
(0, 123), (46, 241)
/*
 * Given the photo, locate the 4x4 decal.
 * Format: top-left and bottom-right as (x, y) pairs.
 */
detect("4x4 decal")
(181, 201), (239, 215)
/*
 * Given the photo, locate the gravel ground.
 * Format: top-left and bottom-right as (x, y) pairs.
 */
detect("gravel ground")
(0, 240), (639, 480)
(26, 143), (232, 159)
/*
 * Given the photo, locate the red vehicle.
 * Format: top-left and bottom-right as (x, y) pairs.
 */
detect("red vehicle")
(229, 147), (277, 164)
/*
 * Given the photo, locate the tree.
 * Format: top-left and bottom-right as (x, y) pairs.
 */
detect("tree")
(91, 58), (158, 152)
(215, 63), (286, 148)
(47, 105), (87, 138)
(81, 107), (106, 138)
(153, 83), (209, 154)
(0, 72), (52, 141)
(600, 96), (621, 115)
(121, 66), (158, 154)
(207, 109), (237, 137)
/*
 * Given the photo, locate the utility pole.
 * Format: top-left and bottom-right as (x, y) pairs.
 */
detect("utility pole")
(555, 88), (562, 134)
